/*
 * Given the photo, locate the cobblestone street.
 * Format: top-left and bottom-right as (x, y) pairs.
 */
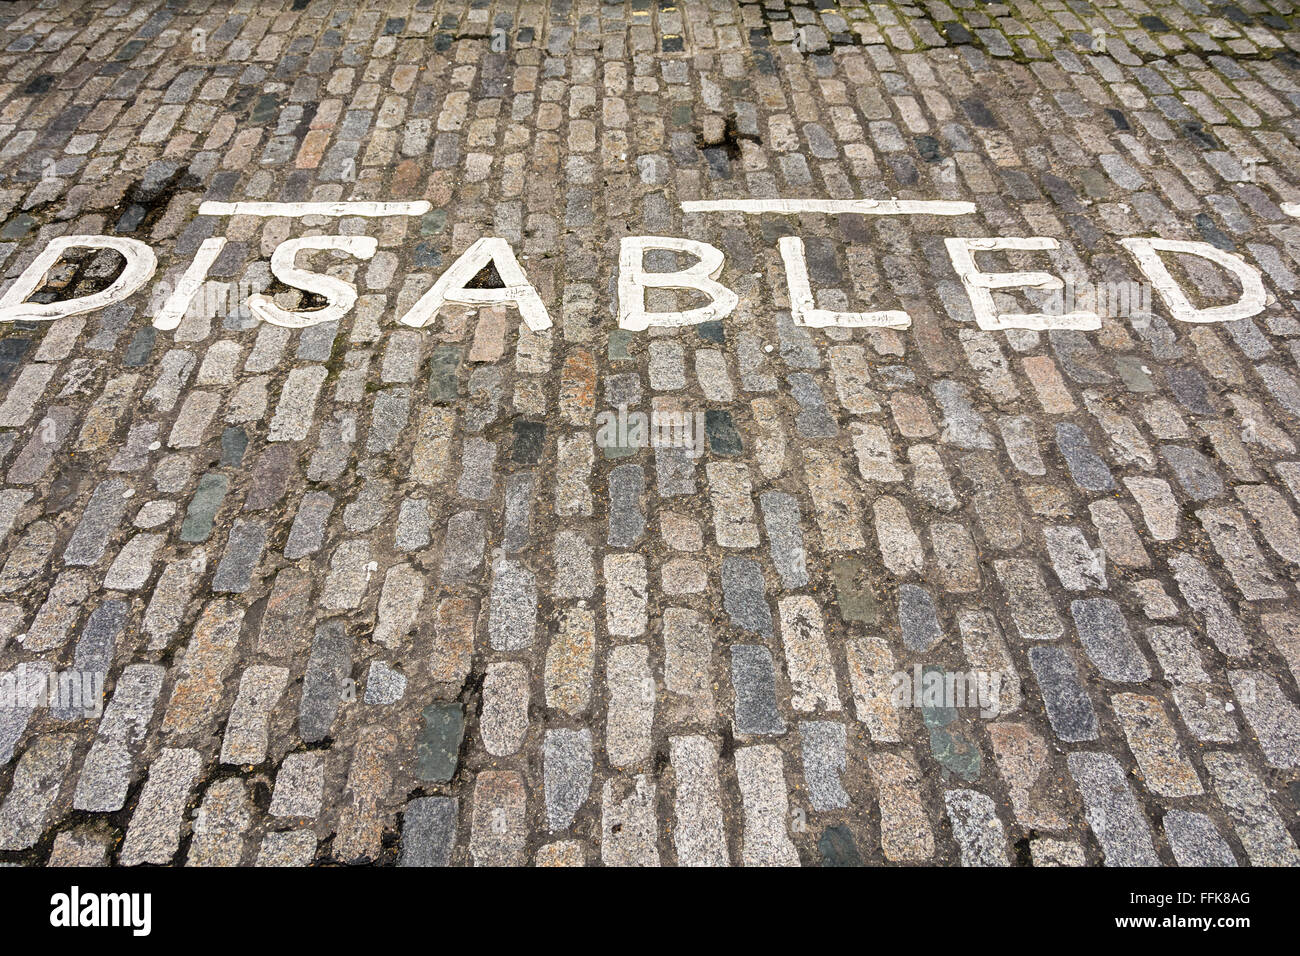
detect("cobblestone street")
(0, 0), (1298, 868)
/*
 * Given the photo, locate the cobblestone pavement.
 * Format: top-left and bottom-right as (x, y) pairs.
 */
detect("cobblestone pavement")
(0, 0), (1298, 868)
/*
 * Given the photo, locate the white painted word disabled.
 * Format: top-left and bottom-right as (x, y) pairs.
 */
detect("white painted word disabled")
(2, 196), (1292, 334)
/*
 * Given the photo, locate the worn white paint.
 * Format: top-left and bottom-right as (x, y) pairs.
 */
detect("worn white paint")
(151, 237), (227, 331)
(398, 237), (551, 331)
(4, 198), (1279, 341)
(0, 235), (157, 324)
(1120, 238), (1265, 324)
(617, 236), (739, 331)
(681, 198), (976, 216)
(198, 200), (431, 218)
(778, 236), (911, 329)
(245, 235), (377, 328)
(1281, 202), (1300, 218)
(945, 236), (1100, 331)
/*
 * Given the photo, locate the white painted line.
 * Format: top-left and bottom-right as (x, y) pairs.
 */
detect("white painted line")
(680, 198), (976, 216)
(198, 200), (432, 218)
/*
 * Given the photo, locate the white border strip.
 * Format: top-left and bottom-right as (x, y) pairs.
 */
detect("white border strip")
(680, 199), (976, 216)
(198, 200), (432, 218)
